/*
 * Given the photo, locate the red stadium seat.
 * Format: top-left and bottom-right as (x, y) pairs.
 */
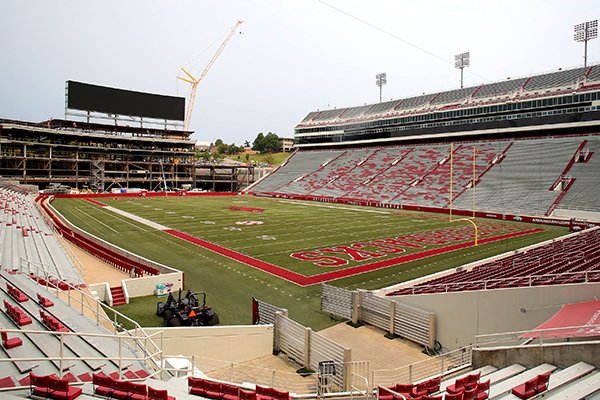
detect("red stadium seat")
(512, 377), (538, 399)
(1, 331), (22, 349)
(148, 386), (176, 400)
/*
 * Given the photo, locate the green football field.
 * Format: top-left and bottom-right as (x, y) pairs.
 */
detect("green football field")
(51, 195), (568, 330)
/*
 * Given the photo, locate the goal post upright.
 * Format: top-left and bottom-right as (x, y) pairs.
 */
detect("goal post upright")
(449, 143), (454, 221)
(473, 145), (477, 219)
(454, 218), (479, 246)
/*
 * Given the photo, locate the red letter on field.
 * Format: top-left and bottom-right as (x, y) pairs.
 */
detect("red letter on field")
(290, 251), (348, 267)
(319, 246), (384, 262)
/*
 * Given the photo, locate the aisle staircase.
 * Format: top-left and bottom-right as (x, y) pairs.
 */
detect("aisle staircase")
(110, 286), (126, 306)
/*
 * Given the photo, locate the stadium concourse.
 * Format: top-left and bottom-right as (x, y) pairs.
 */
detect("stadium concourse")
(1, 66), (600, 399)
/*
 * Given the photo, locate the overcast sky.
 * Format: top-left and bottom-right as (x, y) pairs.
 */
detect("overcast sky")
(1, 1), (599, 145)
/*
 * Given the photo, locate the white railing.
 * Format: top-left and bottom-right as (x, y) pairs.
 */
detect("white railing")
(376, 386), (408, 400)
(350, 372), (370, 399)
(371, 346), (472, 388)
(188, 354), (319, 394)
(187, 355), (373, 396)
(15, 257), (165, 375)
(474, 324), (600, 348)
(402, 269), (600, 294)
(0, 328), (163, 380)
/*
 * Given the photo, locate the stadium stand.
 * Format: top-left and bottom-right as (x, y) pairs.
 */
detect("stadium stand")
(312, 109), (345, 122)
(0, 185), (84, 287)
(452, 136), (589, 216)
(296, 66), (598, 129)
(252, 150), (345, 194)
(395, 93), (434, 110)
(471, 78), (528, 100)
(250, 135), (600, 216)
(300, 148), (371, 196)
(3, 60), (600, 399)
(364, 100), (400, 116)
(523, 67), (588, 92)
(0, 269), (151, 380)
(385, 227), (600, 296)
(556, 137), (600, 212)
(430, 86), (475, 105)
(374, 360), (600, 400)
(338, 104), (373, 120)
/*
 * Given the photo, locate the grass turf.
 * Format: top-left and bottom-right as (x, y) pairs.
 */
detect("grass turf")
(51, 195), (568, 330)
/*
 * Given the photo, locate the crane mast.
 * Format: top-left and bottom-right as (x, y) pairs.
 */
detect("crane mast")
(178, 20), (243, 132)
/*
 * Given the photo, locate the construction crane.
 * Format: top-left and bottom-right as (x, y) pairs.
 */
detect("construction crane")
(178, 20), (244, 131)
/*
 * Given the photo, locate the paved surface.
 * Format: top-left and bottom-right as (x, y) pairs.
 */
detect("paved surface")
(318, 323), (430, 370)
(64, 241), (130, 286)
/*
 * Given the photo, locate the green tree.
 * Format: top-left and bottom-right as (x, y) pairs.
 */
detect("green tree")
(253, 132), (280, 153)
(264, 132), (281, 153)
(228, 143), (241, 155)
(216, 143), (228, 154)
(252, 132), (266, 153)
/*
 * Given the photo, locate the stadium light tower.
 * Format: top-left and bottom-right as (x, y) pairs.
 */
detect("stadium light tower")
(455, 52), (470, 89)
(376, 73), (387, 103)
(574, 20), (598, 67)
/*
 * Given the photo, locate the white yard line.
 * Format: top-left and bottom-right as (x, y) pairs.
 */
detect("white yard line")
(74, 207), (120, 234)
(277, 200), (391, 214)
(104, 205), (170, 231)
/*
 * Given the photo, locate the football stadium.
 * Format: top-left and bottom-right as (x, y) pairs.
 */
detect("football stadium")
(1, 4), (600, 400)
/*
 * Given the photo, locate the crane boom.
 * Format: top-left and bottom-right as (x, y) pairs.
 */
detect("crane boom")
(178, 20), (243, 131)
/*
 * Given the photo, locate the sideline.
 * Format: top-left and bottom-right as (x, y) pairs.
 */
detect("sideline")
(277, 199), (391, 214)
(104, 205), (170, 231)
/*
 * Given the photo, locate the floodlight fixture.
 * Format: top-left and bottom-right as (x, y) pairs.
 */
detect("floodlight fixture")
(376, 72), (387, 103)
(455, 52), (470, 88)
(574, 20), (598, 67)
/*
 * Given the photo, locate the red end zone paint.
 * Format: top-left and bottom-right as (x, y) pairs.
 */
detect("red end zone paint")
(84, 198), (106, 207)
(164, 227), (544, 286)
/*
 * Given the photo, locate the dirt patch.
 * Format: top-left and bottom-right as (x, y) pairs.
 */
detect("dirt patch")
(64, 241), (129, 286)
(317, 323), (429, 370)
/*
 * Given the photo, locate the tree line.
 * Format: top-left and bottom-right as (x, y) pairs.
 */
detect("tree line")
(207, 132), (282, 155)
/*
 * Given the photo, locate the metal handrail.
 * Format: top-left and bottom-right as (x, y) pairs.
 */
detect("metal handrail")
(404, 269), (600, 294)
(475, 323), (600, 347)
(376, 386), (407, 400)
(371, 346), (472, 388)
(350, 372), (370, 399)
(0, 327), (162, 379)
(16, 257), (164, 374)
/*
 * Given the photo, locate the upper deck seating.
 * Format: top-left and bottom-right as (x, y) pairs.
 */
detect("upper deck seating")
(524, 67), (588, 92)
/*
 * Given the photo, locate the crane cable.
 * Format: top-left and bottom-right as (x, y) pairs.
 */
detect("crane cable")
(316, 0), (491, 82)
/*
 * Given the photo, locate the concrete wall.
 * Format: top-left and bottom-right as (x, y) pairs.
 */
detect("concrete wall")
(554, 208), (600, 222)
(122, 272), (183, 298)
(473, 342), (600, 369)
(394, 283), (600, 350)
(89, 282), (110, 303)
(142, 325), (274, 364)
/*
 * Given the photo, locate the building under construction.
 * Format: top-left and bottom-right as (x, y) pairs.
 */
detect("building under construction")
(0, 81), (256, 192)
